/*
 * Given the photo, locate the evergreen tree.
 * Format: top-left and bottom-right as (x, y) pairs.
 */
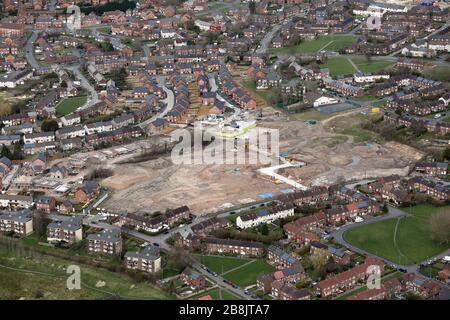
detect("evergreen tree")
(0, 144), (12, 158)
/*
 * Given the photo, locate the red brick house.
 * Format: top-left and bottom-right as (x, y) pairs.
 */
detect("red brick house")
(180, 267), (206, 288)
(74, 181), (100, 203)
(438, 265), (450, 283)
(59, 200), (74, 214)
(35, 196), (56, 213)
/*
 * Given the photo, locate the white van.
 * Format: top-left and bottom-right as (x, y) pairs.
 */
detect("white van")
(354, 216), (364, 223)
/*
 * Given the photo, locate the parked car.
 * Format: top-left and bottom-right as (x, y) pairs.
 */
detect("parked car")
(354, 216), (364, 223)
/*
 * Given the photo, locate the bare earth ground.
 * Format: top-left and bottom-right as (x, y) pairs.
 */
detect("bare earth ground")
(102, 159), (281, 214)
(271, 115), (423, 186)
(103, 110), (424, 215)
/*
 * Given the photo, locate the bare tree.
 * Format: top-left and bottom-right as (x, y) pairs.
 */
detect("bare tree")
(310, 251), (329, 279)
(429, 209), (450, 245)
(33, 211), (51, 240)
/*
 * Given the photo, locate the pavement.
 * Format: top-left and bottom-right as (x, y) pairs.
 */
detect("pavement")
(25, 31), (42, 71)
(138, 77), (175, 129)
(121, 227), (258, 300)
(331, 205), (408, 265)
(256, 23), (282, 55)
(47, 197), (273, 300)
(24, 28), (101, 110)
(389, 22), (450, 57)
(258, 161), (308, 190)
(64, 65), (100, 108)
(331, 205), (450, 289)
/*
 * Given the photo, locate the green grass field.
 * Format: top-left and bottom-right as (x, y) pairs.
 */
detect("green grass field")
(442, 115), (450, 123)
(223, 260), (276, 287)
(344, 205), (450, 265)
(189, 287), (240, 300)
(195, 254), (252, 275)
(242, 80), (271, 102)
(20, 233), (120, 267)
(56, 95), (87, 116)
(322, 58), (355, 76)
(350, 57), (395, 73)
(371, 100), (386, 108)
(353, 95), (376, 102)
(288, 109), (332, 121)
(419, 265), (441, 278)
(97, 26), (111, 33)
(0, 248), (172, 300)
(321, 57), (395, 76)
(270, 35), (357, 54)
(339, 127), (380, 143)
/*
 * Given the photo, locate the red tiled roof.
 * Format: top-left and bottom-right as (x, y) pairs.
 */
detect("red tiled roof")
(347, 288), (386, 300)
(274, 271), (285, 280)
(317, 257), (384, 291)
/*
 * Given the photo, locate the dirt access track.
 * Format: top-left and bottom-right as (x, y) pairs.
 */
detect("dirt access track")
(102, 110), (424, 215)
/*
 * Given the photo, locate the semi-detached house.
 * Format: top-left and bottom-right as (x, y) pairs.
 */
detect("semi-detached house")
(23, 132), (55, 144)
(205, 237), (265, 257)
(84, 121), (113, 135)
(236, 204), (294, 229)
(56, 125), (86, 139)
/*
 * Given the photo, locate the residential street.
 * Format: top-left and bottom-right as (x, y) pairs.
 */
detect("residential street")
(138, 78), (175, 129)
(6, 1), (450, 302)
(64, 65), (100, 108)
(48, 197), (274, 300)
(331, 206), (450, 289)
(25, 31), (42, 71)
(256, 23), (282, 55)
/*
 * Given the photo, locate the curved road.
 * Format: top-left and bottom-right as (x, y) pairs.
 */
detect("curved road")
(64, 65), (100, 108)
(49, 198), (272, 300)
(256, 23), (282, 55)
(138, 78), (175, 129)
(331, 205), (450, 288)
